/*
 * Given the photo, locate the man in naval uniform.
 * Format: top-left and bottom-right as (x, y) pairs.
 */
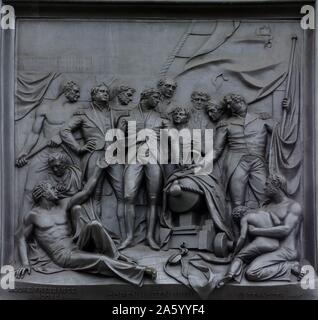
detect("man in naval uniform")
(60, 84), (127, 239)
(118, 88), (170, 250)
(213, 93), (277, 209)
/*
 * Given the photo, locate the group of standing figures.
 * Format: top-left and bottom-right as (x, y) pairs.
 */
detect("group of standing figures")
(14, 77), (304, 289)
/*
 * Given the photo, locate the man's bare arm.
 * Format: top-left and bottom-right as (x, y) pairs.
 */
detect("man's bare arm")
(15, 213), (35, 279)
(16, 107), (46, 167)
(249, 203), (302, 239)
(234, 216), (249, 254)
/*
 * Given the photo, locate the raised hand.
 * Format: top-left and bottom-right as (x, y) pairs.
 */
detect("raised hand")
(78, 140), (96, 154)
(233, 236), (246, 255)
(16, 154), (29, 167)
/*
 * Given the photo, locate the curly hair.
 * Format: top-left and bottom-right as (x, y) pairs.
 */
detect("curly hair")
(171, 107), (190, 120)
(61, 81), (79, 95)
(267, 173), (287, 194)
(223, 93), (246, 108)
(232, 205), (250, 221)
(191, 91), (211, 102)
(157, 78), (177, 89)
(91, 84), (110, 100)
(206, 101), (223, 112)
(115, 85), (136, 96)
(140, 88), (161, 100)
(48, 152), (69, 168)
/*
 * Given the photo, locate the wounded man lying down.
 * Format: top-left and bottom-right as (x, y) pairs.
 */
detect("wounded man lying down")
(15, 158), (157, 286)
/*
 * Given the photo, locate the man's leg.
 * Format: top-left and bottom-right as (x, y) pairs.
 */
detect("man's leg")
(76, 220), (138, 263)
(219, 237), (279, 286)
(217, 257), (244, 287)
(145, 164), (163, 250)
(70, 205), (87, 241)
(76, 220), (120, 259)
(94, 175), (106, 219)
(237, 237), (279, 260)
(228, 158), (250, 208)
(248, 158), (268, 206)
(245, 248), (297, 282)
(86, 151), (106, 219)
(106, 164), (125, 240)
(66, 250), (154, 286)
(163, 164), (178, 180)
(119, 164), (144, 249)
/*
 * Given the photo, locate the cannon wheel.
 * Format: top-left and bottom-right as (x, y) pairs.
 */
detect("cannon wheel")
(214, 232), (231, 258)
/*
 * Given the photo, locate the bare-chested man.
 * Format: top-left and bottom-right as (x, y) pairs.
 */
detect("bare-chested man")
(15, 159), (157, 286)
(218, 174), (304, 286)
(16, 81), (83, 218)
(16, 81), (82, 167)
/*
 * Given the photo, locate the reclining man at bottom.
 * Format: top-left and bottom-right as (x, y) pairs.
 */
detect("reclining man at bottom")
(15, 158), (157, 286)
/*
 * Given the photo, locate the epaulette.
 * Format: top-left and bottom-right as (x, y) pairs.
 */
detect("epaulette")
(216, 120), (227, 128)
(258, 112), (272, 120)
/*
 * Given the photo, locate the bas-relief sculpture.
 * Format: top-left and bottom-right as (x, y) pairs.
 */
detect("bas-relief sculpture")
(15, 159), (157, 285)
(218, 174), (303, 286)
(12, 18), (308, 298)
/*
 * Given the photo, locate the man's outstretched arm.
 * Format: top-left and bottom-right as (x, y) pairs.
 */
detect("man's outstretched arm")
(15, 213), (34, 279)
(16, 107), (46, 167)
(249, 203), (302, 239)
(234, 216), (249, 255)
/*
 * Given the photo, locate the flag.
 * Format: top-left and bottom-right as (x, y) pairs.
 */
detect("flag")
(162, 21), (291, 104)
